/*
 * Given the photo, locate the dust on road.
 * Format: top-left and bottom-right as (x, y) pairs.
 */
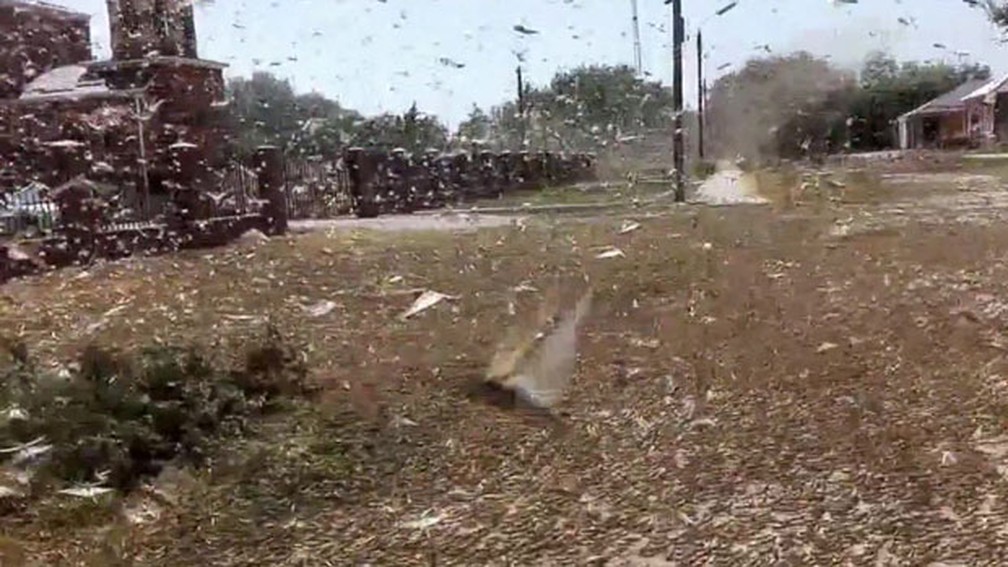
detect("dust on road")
(693, 162), (768, 205)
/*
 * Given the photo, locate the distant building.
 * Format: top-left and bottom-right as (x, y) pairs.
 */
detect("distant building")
(0, 0), (92, 99)
(897, 75), (1008, 150)
(0, 0), (229, 205)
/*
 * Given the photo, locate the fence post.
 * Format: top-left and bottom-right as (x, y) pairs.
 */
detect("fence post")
(169, 143), (202, 191)
(254, 145), (287, 235)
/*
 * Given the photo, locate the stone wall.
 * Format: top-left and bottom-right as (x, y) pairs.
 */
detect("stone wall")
(0, 60), (229, 192)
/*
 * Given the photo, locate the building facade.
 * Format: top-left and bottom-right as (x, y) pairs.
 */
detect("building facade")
(0, 1), (92, 99)
(106, 0), (197, 60)
(0, 0), (229, 203)
(897, 75), (1008, 150)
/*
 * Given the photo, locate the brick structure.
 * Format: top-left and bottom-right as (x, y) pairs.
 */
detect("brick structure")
(0, 1), (92, 99)
(0, 0), (228, 207)
(106, 0), (197, 60)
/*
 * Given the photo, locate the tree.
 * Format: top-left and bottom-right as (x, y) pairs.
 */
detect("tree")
(456, 105), (493, 144)
(704, 49), (993, 159)
(226, 72), (301, 154)
(544, 64), (673, 136)
(349, 103), (449, 154)
(473, 64), (675, 152)
(969, 0), (1008, 28)
(225, 71), (362, 158)
(705, 52), (855, 161)
(847, 52), (990, 150)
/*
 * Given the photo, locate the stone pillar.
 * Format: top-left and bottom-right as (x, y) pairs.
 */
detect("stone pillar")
(254, 146), (287, 235)
(344, 147), (380, 218)
(169, 143), (200, 189)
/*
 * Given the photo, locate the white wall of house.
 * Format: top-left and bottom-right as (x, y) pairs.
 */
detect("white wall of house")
(897, 116), (910, 150)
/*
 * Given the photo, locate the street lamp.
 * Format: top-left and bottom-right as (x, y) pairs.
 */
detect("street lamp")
(695, 1), (740, 160)
(631, 0), (643, 76)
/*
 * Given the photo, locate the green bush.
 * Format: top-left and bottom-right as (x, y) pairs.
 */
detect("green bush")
(692, 160), (718, 180)
(0, 325), (311, 492)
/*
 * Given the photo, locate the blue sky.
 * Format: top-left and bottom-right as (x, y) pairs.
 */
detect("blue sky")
(67, 0), (1007, 128)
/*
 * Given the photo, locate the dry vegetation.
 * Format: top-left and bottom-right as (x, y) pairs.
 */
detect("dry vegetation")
(3, 160), (1008, 564)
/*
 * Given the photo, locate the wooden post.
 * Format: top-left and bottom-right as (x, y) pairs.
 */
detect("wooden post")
(671, 0), (685, 202)
(344, 147), (381, 218)
(697, 29), (705, 160)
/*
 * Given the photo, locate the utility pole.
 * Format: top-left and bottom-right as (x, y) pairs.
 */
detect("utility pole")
(631, 0), (643, 76)
(702, 78), (708, 144)
(667, 0), (685, 202)
(697, 28), (704, 160)
(516, 65), (526, 148)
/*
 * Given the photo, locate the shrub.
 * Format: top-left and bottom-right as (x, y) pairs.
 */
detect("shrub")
(0, 325), (311, 492)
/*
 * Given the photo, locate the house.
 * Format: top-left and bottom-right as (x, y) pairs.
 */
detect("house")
(897, 75), (1008, 150)
(0, 0), (229, 206)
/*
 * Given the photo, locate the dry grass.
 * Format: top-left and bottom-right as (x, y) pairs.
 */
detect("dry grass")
(752, 165), (899, 209)
(4, 167), (1008, 563)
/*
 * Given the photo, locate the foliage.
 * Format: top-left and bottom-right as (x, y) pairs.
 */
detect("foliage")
(705, 52), (855, 161)
(970, 0), (1008, 28)
(544, 65), (673, 136)
(227, 52), (992, 164)
(348, 102), (450, 153)
(227, 71), (450, 156)
(457, 64), (674, 152)
(846, 52), (990, 150)
(225, 72), (362, 158)
(0, 326), (311, 492)
(705, 50), (994, 160)
(226, 66), (675, 158)
(456, 105), (493, 145)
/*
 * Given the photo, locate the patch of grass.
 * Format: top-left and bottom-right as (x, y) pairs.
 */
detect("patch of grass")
(959, 156), (1008, 179)
(751, 165), (893, 209)
(751, 166), (800, 208)
(0, 324), (312, 493)
(692, 160), (717, 181)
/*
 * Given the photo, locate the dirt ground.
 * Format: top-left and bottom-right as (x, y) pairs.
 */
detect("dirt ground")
(5, 159), (1008, 565)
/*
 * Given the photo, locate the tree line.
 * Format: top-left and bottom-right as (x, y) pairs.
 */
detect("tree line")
(705, 51), (991, 162)
(220, 1), (1008, 162)
(225, 0), (1008, 164)
(223, 64), (675, 159)
(703, 0), (1008, 161)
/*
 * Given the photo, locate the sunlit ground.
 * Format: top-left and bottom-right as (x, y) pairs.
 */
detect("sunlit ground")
(5, 158), (1008, 564)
